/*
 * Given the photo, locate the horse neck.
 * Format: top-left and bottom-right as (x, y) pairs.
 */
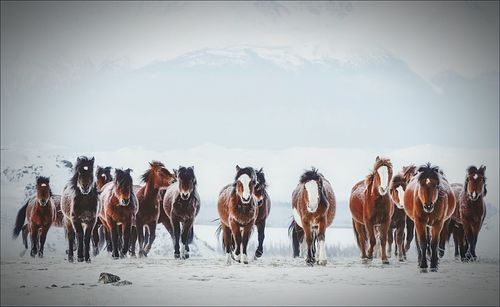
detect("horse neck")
(143, 178), (159, 200)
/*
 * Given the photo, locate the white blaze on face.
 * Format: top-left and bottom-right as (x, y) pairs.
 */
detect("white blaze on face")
(238, 174), (251, 203)
(473, 174), (478, 180)
(83, 166), (88, 171)
(395, 186), (405, 209)
(41, 183), (47, 187)
(377, 165), (389, 195)
(305, 180), (319, 212)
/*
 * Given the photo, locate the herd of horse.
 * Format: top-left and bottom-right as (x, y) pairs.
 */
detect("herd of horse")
(12, 156), (487, 272)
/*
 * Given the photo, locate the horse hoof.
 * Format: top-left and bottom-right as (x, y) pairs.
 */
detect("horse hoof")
(419, 268), (428, 273)
(255, 249), (263, 258)
(129, 252), (136, 258)
(225, 253), (232, 265)
(430, 267), (438, 272)
(398, 258), (405, 262)
(38, 253), (44, 258)
(77, 257), (84, 262)
(382, 260), (390, 265)
(174, 253), (181, 259)
(183, 253), (190, 260)
(85, 258), (91, 264)
(317, 260), (327, 266)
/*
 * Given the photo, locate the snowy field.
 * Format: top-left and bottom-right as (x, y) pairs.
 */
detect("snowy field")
(1, 146), (499, 305)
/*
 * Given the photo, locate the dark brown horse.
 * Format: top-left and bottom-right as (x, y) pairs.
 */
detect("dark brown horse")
(61, 156), (99, 263)
(350, 157), (393, 264)
(92, 165), (113, 254)
(253, 168), (271, 259)
(163, 166), (200, 259)
(289, 168), (336, 266)
(387, 165), (417, 261)
(449, 183), (467, 260)
(96, 166), (113, 192)
(131, 161), (177, 257)
(99, 168), (138, 259)
(13, 176), (57, 258)
(217, 166), (258, 264)
(403, 163), (455, 272)
(449, 166), (487, 262)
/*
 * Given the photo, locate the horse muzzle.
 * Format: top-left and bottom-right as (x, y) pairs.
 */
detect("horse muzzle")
(241, 195), (252, 204)
(395, 202), (404, 209)
(79, 186), (92, 195)
(39, 199), (49, 206)
(423, 203), (434, 213)
(379, 186), (388, 196)
(180, 192), (190, 200)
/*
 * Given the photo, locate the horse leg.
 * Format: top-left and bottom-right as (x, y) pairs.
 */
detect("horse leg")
(396, 222), (405, 262)
(415, 221), (428, 272)
(83, 222), (93, 263)
(438, 218), (451, 258)
(292, 223), (303, 258)
(222, 225), (232, 264)
(365, 221), (376, 260)
(353, 220), (368, 260)
(73, 221), (85, 262)
(110, 222), (120, 259)
(29, 224), (38, 258)
(240, 225), (252, 264)
(469, 226), (479, 261)
(405, 217), (414, 252)
(452, 223), (459, 258)
(255, 221), (266, 259)
(180, 220), (193, 259)
(121, 223), (131, 258)
(463, 223), (473, 261)
(91, 223), (100, 256)
(430, 223), (443, 272)
(379, 221), (390, 264)
(229, 221), (242, 262)
(173, 219), (182, 259)
(144, 222), (157, 256)
(317, 220), (327, 266)
(136, 221), (146, 257)
(129, 226), (137, 257)
(302, 222), (315, 266)
(38, 226), (49, 258)
(456, 225), (468, 262)
(65, 221), (75, 262)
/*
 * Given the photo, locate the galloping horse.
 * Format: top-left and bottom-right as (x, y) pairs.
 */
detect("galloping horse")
(99, 168), (138, 259)
(13, 176), (57, 258)
(131, 161), (177, 257)
(217, 166), (258, 264)
(61, 156), (99, 263)
(350, 157), (393, 264)
(253, 168), (271, 259)
(457, 165), (488, 261)
(403, 163), (455, 272)
(387, 172), (408, 261)
(289, 168), (336, 266)
(163, 166), (200, 259)
(92, 165), (113, 253)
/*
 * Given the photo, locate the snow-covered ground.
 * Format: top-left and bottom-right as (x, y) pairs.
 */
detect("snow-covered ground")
(1, 146), (499, 305)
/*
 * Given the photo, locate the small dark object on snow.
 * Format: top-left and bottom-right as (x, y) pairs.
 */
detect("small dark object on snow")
(112, 280), (132, 286)
(61, 285), (71, 289)
(51, 284), (57, 288)
(20, 285), (26, 288)
(99, 272), (120, 284)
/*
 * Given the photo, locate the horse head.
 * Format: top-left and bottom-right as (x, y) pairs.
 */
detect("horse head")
(177, 166), (196, 201)
(114, 168), (133, 206)
(465, 165), (487, 201)
(96, 166), (113, 191)
(73, 156), (95, 195)
(389, 173), (406, 209)
(417, 162), (442, 213)
(36, 176), (51, 206)
(370, 156), (393, 196)
(234, 165), (257, 205)
(142, 161), (177, 190)
(300, 167), (328, 213)
(254, 168), (267, 206)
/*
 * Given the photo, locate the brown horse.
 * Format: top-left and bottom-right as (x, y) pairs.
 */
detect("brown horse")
(61, 156), (99, 263)
(92, 165), (113, 254)
(96, 166), (113, 192)
(403, 163), (455, 272)
(13, 176), (57, 258)
(253, 168), (271, 258)
(289, 168), (336, 266)
(99, 168), (138, 259)
(449, 166), (487, 262)
(350, 156), (393, 264)
(163, 166), (200, 259)
(130, 161), (177, 257)
(217, 166), (258, 264)
(449, 183), (468, 260)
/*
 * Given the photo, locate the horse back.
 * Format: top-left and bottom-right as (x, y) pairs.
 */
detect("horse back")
(217, 184), (233, 226)
(349, 179), (366, 224)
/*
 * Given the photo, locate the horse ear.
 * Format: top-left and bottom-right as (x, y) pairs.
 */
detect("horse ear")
(173, 169), (178, 177)
(190, 166), (194, 171)
(376, 156), (380, 161)
(236, 165), (241, 172)
(149, 161), (154, 167)
(259, 167), (263, 173)
(125, 168), (133, 174)
(479, 165), (486, 174)
(90, 157), (95, 163)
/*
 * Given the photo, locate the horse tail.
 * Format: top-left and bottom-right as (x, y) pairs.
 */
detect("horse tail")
(289, 218), (304, 257)
(215, 223), (224, 251)
(13, 201), (29, 239)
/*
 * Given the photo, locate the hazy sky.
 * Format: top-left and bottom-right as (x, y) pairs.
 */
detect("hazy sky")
(1, 1), (498, 150)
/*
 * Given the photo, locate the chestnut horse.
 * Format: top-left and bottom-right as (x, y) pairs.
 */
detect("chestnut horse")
(253, 168), (271, 258)
(449, 166), (487, 262)
(350, 157), (393, 264)
(217, 166), (258, 264)
(387, 165), (417, 261)
(289, 168), (336, 266)
(131, 161), (177, 257)
(92, 165), (113, 254)
(13, 176), (57, 258)
(61, 156), (99, 263)
(99, 168), (138, 259)
(403, 163), (455, 272)
(163, 166), (200, 259)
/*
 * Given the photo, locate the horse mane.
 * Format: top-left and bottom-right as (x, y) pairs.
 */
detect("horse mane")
(141, 161), (165, 183)
(234, 166), (256, 182)
(402, 164), (417, 182)
(417, 162), (441, 186)
(391, 173), (406, 188)
(178, 166), (197, 187)
(115, 168), (133, 188)
(256, 168), (267, 189)
(364, 157), (392, 188)
(69, 156), (94, 191)
(465, 165), (487, 196)
(299, 167), (323, 184)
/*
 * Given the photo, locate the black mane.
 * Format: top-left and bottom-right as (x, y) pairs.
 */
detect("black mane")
(36, 176), (50, 185)
(178, 166), (197, 185)
(234, 166), (256, 182)
(115, 168), (133, 189)
(69, 156), (95, 190)
(256, 168), (267, 189)
(141, 161), (165, 183)
(417, 162), (441, 185)
(299, 167), (323, 184)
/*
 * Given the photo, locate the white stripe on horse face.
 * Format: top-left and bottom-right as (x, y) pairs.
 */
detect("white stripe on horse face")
(41, 183), (47, 187)
(305, 180), (319, 212)
(238, 174), (251, 203)
(396, 186), (405, 209)
(377, 165), (389, 195)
